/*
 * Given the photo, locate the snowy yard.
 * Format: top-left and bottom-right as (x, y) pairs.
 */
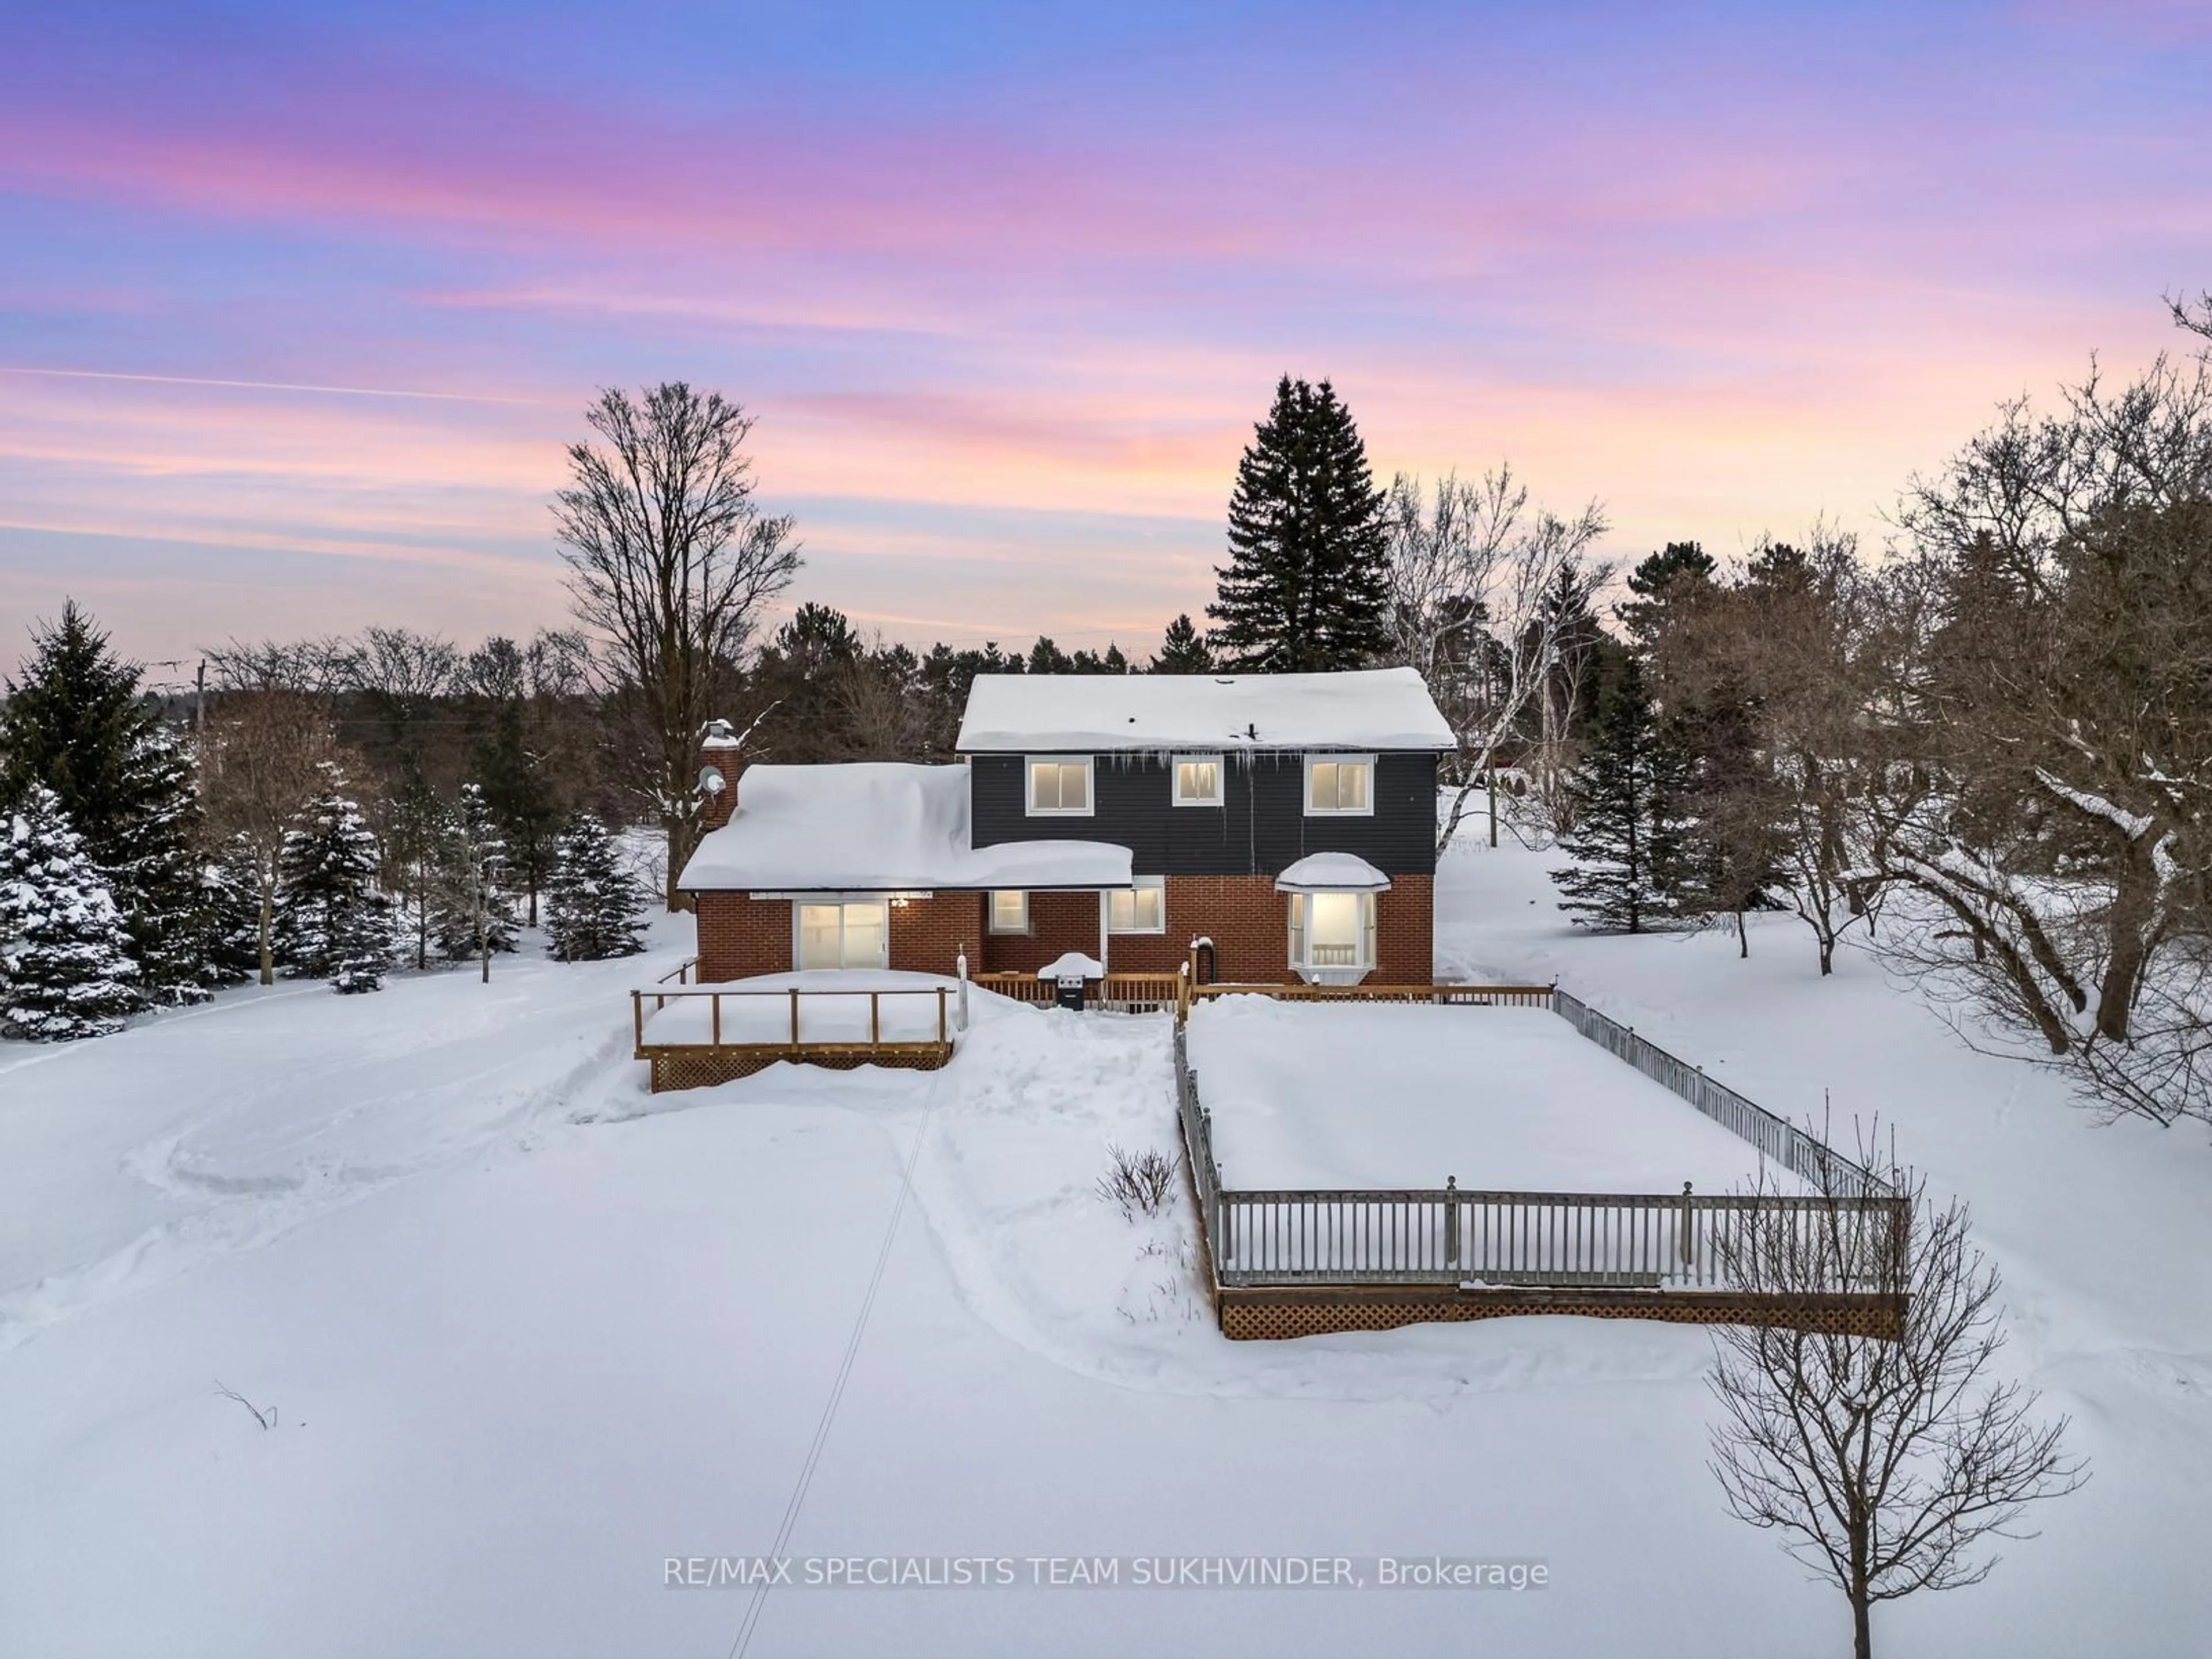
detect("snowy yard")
(3, 820), (2210, 1656)
(1186, 997), (1802, 1192)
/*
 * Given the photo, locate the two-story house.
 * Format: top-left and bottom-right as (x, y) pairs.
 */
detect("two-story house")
(676, 668), (1454, 987)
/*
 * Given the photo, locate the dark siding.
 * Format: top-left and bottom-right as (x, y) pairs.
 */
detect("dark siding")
(969, 751), (1437, 876)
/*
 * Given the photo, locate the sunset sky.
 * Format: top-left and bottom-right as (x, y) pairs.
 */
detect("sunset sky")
(3, 0), (2208, 679)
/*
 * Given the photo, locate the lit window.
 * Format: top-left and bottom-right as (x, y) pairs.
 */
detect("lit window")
(1288, 891), (1376, 979)
(988, 890), (1029, 934)
(1105, 877), (1166, 934)
(796, 900), (888, 969)
(1172, 755), (1224, 806)
(1027, 756), (1093, 815)
(1304, 755), (1374, 815)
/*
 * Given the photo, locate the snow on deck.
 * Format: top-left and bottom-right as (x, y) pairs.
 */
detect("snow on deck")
(639, 969), (959, 1047)
(1185, 997), (1800, 1193)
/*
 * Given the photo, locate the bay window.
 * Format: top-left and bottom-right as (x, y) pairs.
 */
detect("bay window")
(1287, 891), (1377, 981)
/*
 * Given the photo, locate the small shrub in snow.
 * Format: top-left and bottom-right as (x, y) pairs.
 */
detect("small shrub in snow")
(214, 1380), (278, 1430)
(272, 769), (396, 993)
(0, 785), (144, 1040)
(1096, 1143), (1180, 1222)
(544, 813), (648, 961)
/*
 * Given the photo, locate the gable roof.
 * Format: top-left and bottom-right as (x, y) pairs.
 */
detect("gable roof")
(954, 667), (1456, 753)
(675, 762), (1133, 893)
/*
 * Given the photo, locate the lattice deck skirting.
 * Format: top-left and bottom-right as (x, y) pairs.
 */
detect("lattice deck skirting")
(1216, 1285), (1907, 1342)
(645, 1043), (953, 1092)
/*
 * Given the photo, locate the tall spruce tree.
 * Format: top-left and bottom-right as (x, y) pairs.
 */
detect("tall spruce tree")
(0, 786), (144, 1040)
(1207, 376), (1392, 669)
(1617, 540), (1718, 652)
(273, 771), (396, 993)
(1149, 614), (1217, 674)
(0, 603), (145, 848)
(111, 724), (232, 1003)
(1550, 658), (1692, 933)
(544, 813), (648, 961)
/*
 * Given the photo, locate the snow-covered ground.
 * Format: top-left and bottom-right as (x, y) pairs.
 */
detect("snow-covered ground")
(3, 819), (2210, 1657)
(1187, 998), (1801, 1192)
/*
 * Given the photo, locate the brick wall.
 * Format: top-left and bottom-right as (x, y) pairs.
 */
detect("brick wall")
(697, 876), (1432, 984)
(694, 892), (795, 981)
(889, 892), (985, 973)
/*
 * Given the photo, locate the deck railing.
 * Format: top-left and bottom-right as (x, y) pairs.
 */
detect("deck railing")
(972, 970), (1187, 1013)
(1549, 988), (1889, 1199)
(632, 982), (950, 1056)
(1172, 1002), (1907, 1294)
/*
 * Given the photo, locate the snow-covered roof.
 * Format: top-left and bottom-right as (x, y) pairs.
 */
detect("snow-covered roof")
(955, 668), (1456, 753)
(1274, 853), (1393, 892)
(676, 763), (1133, 893)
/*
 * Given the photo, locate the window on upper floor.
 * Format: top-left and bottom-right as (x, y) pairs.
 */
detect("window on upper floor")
(1027, 756), (1094, 815)
(1172, 755), (1224, 806)
(987, 890), (1029, 934)
(1304, 755), (1374, 815)
(1104, 877), (1166, 934)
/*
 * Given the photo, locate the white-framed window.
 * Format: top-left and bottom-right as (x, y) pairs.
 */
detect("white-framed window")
(794, 899), (889, 969)
(987, 890), (1029, 934)
(1304, 753), (1375, 815)
(1104, 877), (1166, 934)
(1172, 754), (1224, 806)
(1287, 891), (1377, 979)
(1026, 756), (1094, 815)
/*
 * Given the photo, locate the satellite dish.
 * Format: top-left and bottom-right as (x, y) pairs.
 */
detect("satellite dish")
(698, 764), (726, 796)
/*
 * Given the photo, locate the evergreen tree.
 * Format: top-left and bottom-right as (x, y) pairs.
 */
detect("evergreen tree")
(472, 698), (565, 927)
(0, 602), (146, 852)
(0, 786), (143, 1040)
(1617, 540), (1718, 651)
(272, 770), (396, 993)
(1678, 694), (1795, 957)
(1027, 637), (1075, 675)
(110, 724), (231, 1003)
(544, 813), (648, 961)
(431, 785), (521, 972)
(1150, 614), (1217, 673)
(1, 605), (232, 1001)
(381, 777), (449, 972)
(1550, 659), (1692, 933)
(199, 836), (267, 986)
(1207, 376), (1392, 670)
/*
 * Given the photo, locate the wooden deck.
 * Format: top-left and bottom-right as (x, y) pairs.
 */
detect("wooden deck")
(633, 969), (956, 1090)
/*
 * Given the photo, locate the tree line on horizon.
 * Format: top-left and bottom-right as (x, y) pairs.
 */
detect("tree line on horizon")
(2, 296), (2207, 1135)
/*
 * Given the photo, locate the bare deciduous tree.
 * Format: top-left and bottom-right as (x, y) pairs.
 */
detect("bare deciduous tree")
(1381, 467), (1608, 850)
(553, 383), (801, 907)
(199, 692), (340, 983)
(1709, 1165), (2085, 1659)
(1870, 329), (2212, 1119)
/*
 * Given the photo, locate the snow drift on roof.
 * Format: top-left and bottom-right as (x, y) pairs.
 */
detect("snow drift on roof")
(1274, 852), (1393, 892)
(675, 763), (1133, 892)
(954, 668), (1455, 752)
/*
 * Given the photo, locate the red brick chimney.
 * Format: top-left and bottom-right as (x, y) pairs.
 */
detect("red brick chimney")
(696, 718), (744, 832)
